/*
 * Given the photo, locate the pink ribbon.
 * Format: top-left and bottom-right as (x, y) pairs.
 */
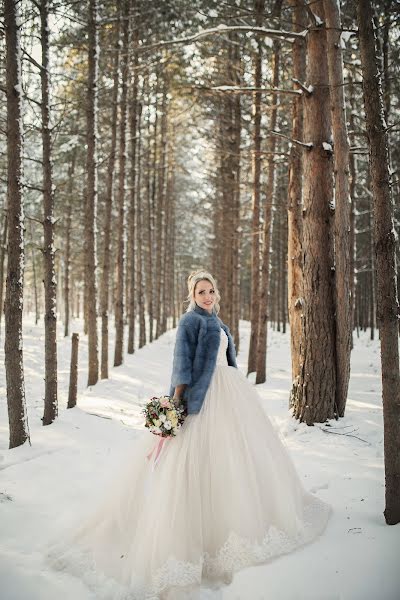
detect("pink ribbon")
(147, 436), (169, 470)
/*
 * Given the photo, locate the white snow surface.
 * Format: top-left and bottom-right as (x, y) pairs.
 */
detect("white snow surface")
(0, 317), (399, 600)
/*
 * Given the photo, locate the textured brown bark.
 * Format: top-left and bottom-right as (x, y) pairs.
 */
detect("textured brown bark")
(40, 0), (58, 426)
(287, 0), (306, 392)
(127, 26), (139, 355)
(29, 221), (40, 325)
(324, 0), (352, 417)
(247, 0), (264, 375)
(100, 15), (121, 377)
(145, 76), (155, 343)
(155, 77), (168, 339)
(291, 4), (336, 424)
(0, 213), (8, 335)
(348, 75), (356, 345)
(4, 0), (30, 448)
(67, 333), (79, 409)
(64, 151), (76, 338)
(136, 102), (146, 348)
(256, 35), (280, 384)
(357, 0), (400, 525)
(114, 0), (130, 367)
(231, 42), (242, 351)
(85, 0), (99, 385)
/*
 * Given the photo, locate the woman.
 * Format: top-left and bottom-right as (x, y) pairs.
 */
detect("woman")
(49, 270), (330, 600)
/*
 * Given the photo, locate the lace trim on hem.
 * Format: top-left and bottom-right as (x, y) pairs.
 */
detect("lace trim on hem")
(49, 497), (330, 600)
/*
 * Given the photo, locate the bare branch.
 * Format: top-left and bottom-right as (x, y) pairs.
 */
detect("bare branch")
(192, 84), (302, 96)
(21, 48), (44, 72)
(138, 24), (307, 53)
(270, 130), (313, 149)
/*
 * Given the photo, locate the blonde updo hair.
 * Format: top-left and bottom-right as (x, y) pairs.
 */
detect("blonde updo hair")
(185, 269), (221, 314)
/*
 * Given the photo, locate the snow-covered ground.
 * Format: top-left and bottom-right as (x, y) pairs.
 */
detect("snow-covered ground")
(0, 317), (399, 600)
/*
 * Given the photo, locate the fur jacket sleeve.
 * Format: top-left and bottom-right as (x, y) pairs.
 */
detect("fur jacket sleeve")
(168, 305), (237, 414)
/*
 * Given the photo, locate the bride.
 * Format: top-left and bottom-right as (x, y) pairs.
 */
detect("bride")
(49, 270), (330, 599)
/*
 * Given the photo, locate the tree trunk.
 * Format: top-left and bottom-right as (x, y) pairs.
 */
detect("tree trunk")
(127, 21), (139, 355)
(256, 35), (281, 384)
(85, 0), (99, 386)
(247, 0), (264, 375)
(40, 0), (58, 426)
(357, 0), (400, 525)
(324, 0), (352, 417)
(0, 213), (8, 336)
(291, 4), (337, 424)
(64, 153), (76, 337)
(348, 74), (357, 345)
(136, 102), (146, 347)
(100, 15), (121, 378)
(67, 333), (79, 409)
(114, 0), (130, 367)
(4, 0), (30, 448)
(287, 0), (307, 394)
(155, 77), (168, 339)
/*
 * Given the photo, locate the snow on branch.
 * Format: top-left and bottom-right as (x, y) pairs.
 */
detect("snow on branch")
(192, 85), (302, 96)
(138, 24), (307, 53)
(271, 130), (313, 149)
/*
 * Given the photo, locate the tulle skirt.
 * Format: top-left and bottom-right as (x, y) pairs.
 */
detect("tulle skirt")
(48, 365), (331, 599)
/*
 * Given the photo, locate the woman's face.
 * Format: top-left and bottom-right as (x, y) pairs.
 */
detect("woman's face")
(194, 279), (216, 314)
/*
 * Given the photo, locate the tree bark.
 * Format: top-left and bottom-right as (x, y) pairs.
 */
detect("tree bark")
(0, 213), (8, 336)
(287, 0), (306, 397)
(4, 0), (30, 448)
(155, 76), (168, 339)
(291, 4), (337, 424)
(127, 19), (139, 355)
(40, 0), (58, 426)
(324, 0), (352, 417)
(136, 101), (146, 348)
(67, 333), (79, 409)
(100, 14), (121, 377)
(85, 0), (99, 386)
(247, 0), (264, 375)
(357, 0), (400, 525)
(114, 0), (130, 367)
(64, 153), (76, 338)
(256, 35), (281, 384)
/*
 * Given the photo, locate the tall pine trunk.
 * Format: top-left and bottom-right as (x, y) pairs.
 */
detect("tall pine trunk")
(100, 15), (121, 378)
(114, 0), (130, 367)
(4, 0), (30, 448)
(64, 152), (76, 338)
(127, 22), (139, 355)
(291, 5), (336, 424)
(247, 0), (264, 375)
(85, 0), (99, 386)
(40, 0), (58, 426)
(256, 35), (281, 384)
(287, 0), (306, 395)
(0, 213), (8, 336)
(324, 0), (352, 417)
(357, 0), (400, 526)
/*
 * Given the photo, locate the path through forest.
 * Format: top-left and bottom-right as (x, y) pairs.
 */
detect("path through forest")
(0, 320), (399, 599)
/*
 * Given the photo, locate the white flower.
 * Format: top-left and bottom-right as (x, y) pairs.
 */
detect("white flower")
(164, 420), (172, 430)
(159, 414), (166, 422)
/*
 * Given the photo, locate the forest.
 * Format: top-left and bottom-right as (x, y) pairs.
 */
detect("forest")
(1, 0), (400, 565)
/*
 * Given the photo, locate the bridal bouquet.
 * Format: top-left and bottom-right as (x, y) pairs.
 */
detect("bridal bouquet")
(143, 395), (186, 438)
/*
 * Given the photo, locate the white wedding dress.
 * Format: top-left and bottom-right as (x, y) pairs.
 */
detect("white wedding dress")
(49, 329), (330, 599)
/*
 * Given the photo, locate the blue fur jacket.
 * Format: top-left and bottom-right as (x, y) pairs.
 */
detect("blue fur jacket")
(168, 304), (238, 414)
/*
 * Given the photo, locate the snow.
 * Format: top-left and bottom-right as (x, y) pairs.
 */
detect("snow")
(0, 317), (399, 599)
